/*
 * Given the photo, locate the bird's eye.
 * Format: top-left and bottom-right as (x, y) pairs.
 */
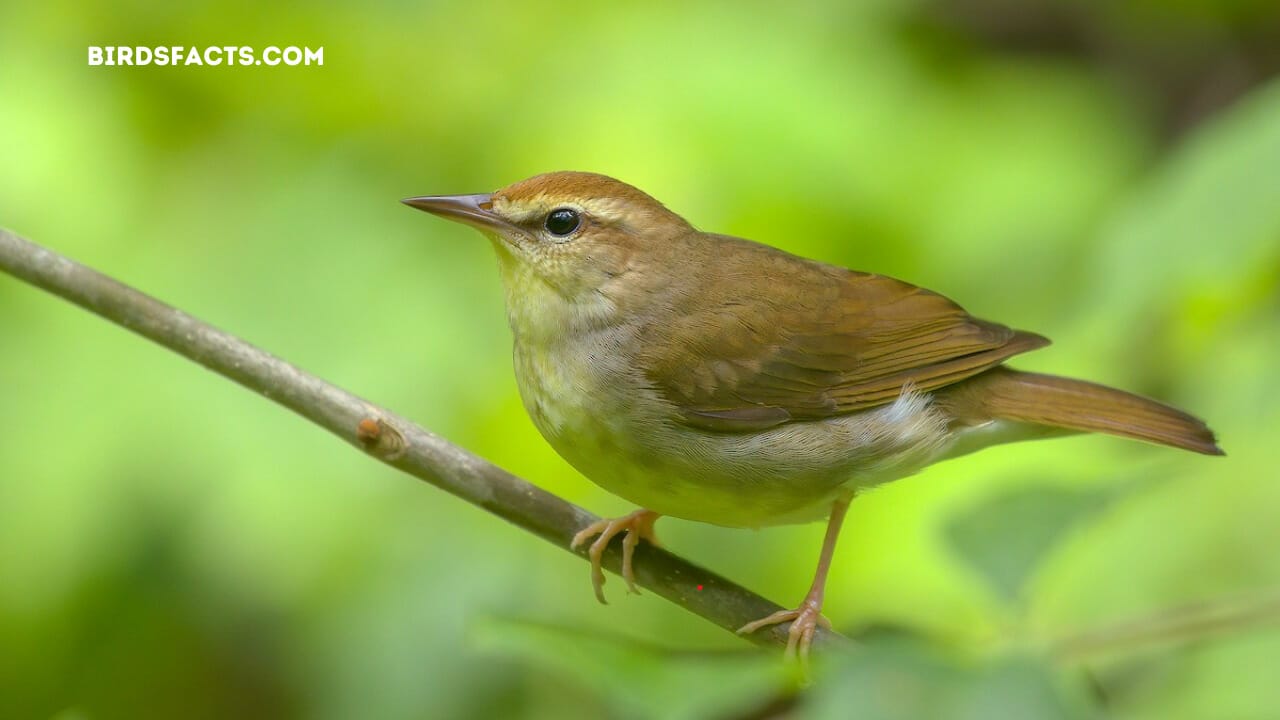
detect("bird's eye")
(544, 208), (581, 237)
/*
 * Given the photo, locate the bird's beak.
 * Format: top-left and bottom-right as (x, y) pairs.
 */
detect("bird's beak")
(401, 193), (512, 232)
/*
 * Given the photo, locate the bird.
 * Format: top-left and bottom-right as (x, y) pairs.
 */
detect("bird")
(403, 171), (1221, 661)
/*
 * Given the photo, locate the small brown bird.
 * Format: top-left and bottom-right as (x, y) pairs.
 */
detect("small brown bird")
(404, 171), (1221, 661)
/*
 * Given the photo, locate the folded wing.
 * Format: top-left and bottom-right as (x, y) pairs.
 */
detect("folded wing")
(644, 262), (1048, 433)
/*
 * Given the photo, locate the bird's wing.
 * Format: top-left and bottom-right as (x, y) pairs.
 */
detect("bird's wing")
(644, 263), (1048, 433)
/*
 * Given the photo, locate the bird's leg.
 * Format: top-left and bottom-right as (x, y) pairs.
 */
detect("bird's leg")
(570, 509), (662, 604)
(737, 494), (852, 665)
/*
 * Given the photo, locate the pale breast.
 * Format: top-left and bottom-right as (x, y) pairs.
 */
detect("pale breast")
(513, 334), (958, 528)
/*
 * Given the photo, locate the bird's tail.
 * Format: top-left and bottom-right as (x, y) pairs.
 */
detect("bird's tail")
(937, 367), (1223, 456)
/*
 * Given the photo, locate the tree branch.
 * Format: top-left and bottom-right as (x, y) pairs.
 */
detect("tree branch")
(0, 227), (842, 650)
(1051, 588), (1280, 662)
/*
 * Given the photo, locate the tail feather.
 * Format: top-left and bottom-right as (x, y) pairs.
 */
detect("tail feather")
(937, 367), (1223, 456)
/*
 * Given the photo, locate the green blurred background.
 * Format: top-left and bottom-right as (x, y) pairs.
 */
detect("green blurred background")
(2, 1), (1279, 718)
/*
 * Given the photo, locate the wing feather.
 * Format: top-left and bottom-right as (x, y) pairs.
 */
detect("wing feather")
(641, 246), (1048, 434)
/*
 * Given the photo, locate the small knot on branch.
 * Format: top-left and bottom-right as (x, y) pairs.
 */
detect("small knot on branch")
(356, 416), (406, 460)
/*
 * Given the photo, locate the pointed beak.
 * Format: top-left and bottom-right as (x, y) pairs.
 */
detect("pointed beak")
(401, 193), (512, 232)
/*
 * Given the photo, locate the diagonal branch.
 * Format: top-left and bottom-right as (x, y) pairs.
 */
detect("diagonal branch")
(1051, 588), (1280, 662)
(0, 227), (842, 650)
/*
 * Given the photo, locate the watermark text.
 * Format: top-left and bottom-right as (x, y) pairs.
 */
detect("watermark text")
(88, 46), (324, 67)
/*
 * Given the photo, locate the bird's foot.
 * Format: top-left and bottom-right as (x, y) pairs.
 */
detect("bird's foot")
(570, 509), (662, 604)
(737, 595), (831, 666)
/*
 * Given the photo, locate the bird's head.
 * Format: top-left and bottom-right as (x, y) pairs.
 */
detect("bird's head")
(403, 171), (692, 304)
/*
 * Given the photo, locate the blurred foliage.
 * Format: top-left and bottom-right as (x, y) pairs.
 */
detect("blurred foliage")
(2, 0), (1279, 718)
(472, 618), (792, 720)
(803, 636), (1094, 720)
(946, 485), (1116, 605)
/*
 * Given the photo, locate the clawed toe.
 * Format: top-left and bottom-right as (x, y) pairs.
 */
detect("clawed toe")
(737, 601), (831, 666)
(570, 509), (661, 603)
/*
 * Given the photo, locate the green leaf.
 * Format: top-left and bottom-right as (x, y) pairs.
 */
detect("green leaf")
(946, 485), (1113, 602)
(801, 636), (1095, 720)
(1097, 78), (1280, 317)
(471, 616), (794, 720)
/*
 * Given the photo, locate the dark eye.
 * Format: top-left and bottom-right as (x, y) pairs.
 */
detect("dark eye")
(544, 208), (581, 237)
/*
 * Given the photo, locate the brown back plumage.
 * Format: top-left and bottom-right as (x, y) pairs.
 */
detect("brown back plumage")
(640, 235), (1051, 432)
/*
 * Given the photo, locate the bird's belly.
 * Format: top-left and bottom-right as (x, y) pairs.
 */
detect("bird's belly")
(515, 346), (955, 528)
